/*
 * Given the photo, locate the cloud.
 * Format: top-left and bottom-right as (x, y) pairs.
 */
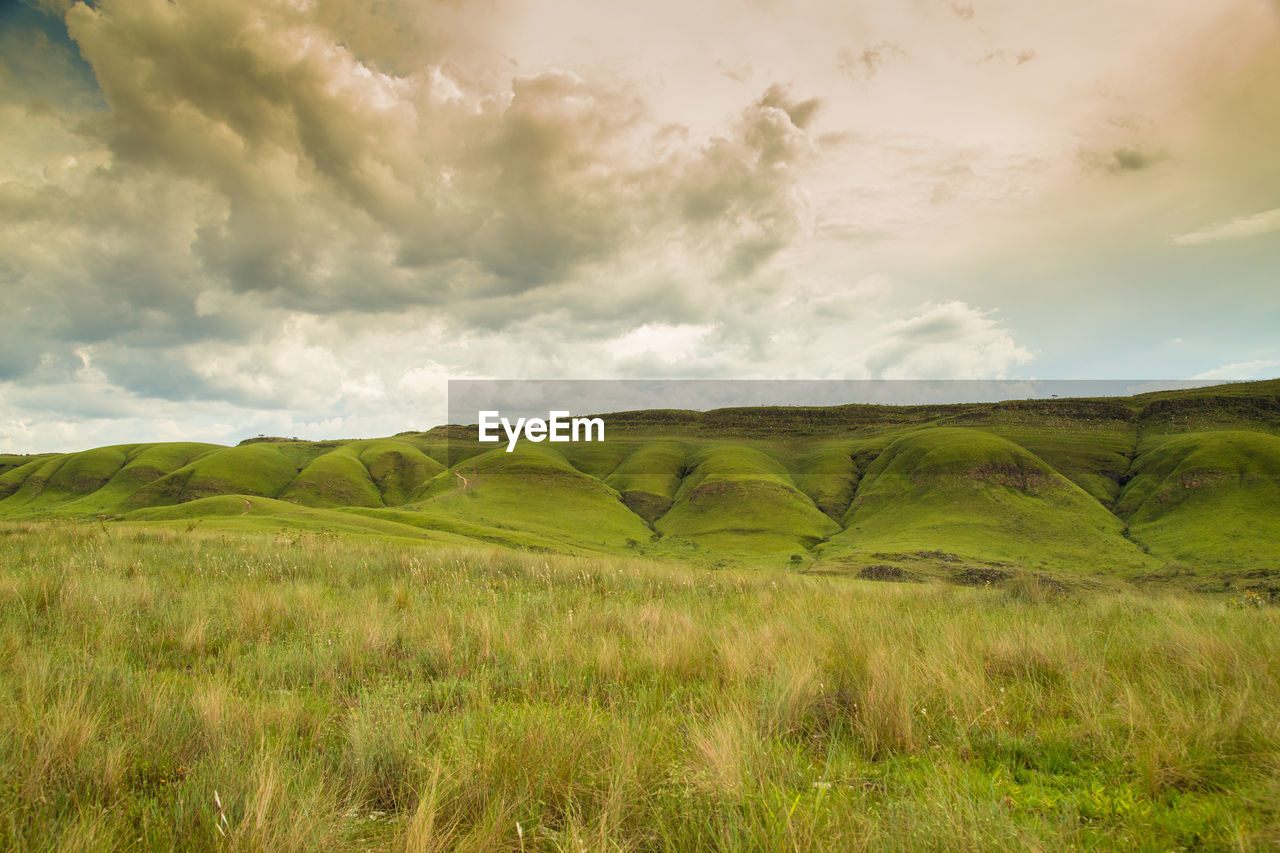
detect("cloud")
(1191, 359), (1279, 381)
(714, 59), (750, 82)
(1173, 207), (1280, 245)
(861, 302), (1034, 379)
(45, 0), (822, 316)
(0, 278), (1039, 451)
(0, 0), (824, 404)
(3, 0), (1277, 451)
(1108, 147), (1158, 172)
(837, 42), (909, 82)
(29, 0), (77, 15)
(606, 323), (716, 363)
(977, 49), (1036, 66)
(1079, 146), (1164, 175)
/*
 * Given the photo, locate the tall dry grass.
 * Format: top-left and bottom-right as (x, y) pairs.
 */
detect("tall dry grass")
(0, 521), (1277, 850)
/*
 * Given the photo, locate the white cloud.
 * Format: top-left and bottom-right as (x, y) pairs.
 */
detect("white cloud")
(0, 285), (1040, 451)
(606, 323), (715, 362)
(1192, 359), (1280, 381)
(1173, 208), (1280, 245)
(861, 301), (1035, 379)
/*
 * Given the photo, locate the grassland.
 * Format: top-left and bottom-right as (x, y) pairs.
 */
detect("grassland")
(1, 522), (1278, 851)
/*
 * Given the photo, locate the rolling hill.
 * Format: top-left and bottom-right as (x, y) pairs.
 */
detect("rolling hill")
(1, 380), (1278, 584)
(815, 428), (1158, 576)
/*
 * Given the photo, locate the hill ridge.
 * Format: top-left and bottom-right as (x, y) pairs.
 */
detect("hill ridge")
(1, 380), (1277, 577)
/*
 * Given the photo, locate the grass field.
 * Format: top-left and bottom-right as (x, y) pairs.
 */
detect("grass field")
(1, 522), (1278, 851)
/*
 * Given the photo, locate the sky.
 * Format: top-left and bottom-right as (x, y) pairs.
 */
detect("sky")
(1, 0), (1278, 452)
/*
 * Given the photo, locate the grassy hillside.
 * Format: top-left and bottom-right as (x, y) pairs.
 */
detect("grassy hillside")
(815, 428), (1157, 576)
(777, 438), (889, 520)
(0, 445), (133, 508)
(655, 444), (840, 556)
(1118, 431), (1280, 574)
(405, 445), (656, 554)
(0, 453), (53, 476)
(602, 440), (688, 523)
(283, 450), (384, 508)
(1, 380), (1277, 576)
(0, 443), (223, 513)
(358, 440), (445, 505)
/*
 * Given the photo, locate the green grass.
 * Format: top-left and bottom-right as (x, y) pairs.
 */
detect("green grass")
(60, 444), (223, 515)
(120, 496), (471, 546)
(769, 438), (890, 521)
(1131, 379), (1280, 437)
(3, 383), (1275, 848)
(0, 446), (132, 509)
(0, 522), (1277, 850)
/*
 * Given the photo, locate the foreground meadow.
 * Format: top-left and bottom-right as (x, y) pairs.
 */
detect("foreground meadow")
(0, 522), (1277, 850)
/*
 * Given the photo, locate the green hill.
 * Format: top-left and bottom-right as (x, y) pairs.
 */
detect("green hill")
(0, 445), (133, 509)
(283, 447), (385, 508)
(0, 443), (222, 512)
(124, 443), (304, 508)
(1117, 430), (1280, 573)
(603, 440), (688, 524)
(403, 444), (656, 553)
(1, 379), (1277, 578)
(815, 428), (1157, 576)
(357, 440), (445, 505)
(655, 444), (840, 556)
